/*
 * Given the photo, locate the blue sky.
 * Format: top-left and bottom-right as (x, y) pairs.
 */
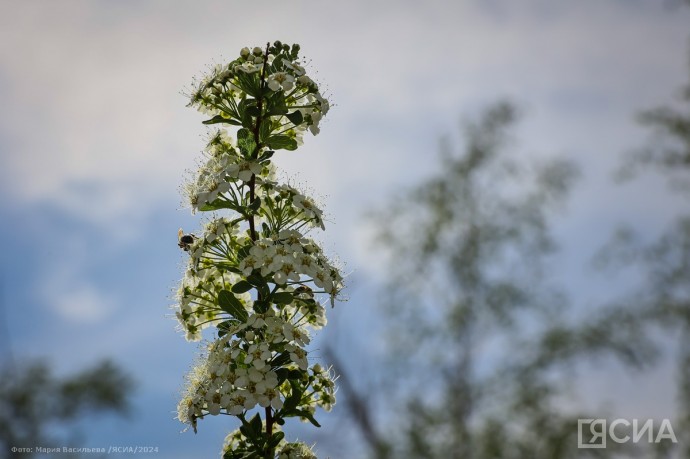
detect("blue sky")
(1, 1), (689, 457)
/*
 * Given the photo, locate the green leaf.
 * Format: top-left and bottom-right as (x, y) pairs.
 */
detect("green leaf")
(275, 368), (290, 383)
(258, 150), (274, 162)
(252, 300), (269, 314)
(231, 280), (253, 294)
(246, 105), (260, 117)
(237, 126), (250, 139)
(225, 266), (241, 274)
(247, 274), (270, 298)
(237, 98), (253, 128)
(237, 128), (257, 156)
(249, 413), (262, 437)
(237, 97), (248, 117)
(289, 369), (305, 381)
(265, 135), (297, 151)
(297, 410), (321, 428)
(249, 197), (261, 212)
(266, 93), (288, 116)
(268, 432), (285, 448)
(236, 245), (252, 261)
(282, 382), (302, 412)
(285, 111), (303, 126)
(218, 290), (248, 322)
(259, 118), (272, 142)
(198, 199), (236, 212)
(239, 424), (252, 440)
(269, 105), (288, 116)
(271, 351), (291, 369)
(236, 72), (260, 97)
(202, 115), (241, 126)
(272, 291), (294, 304)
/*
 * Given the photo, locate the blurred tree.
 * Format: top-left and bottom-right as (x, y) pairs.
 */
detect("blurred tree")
(331, 9), (690, 457)
(0, 359), (133, 458)
(330, 101), (676, 459)
(596, 49), (690, 457)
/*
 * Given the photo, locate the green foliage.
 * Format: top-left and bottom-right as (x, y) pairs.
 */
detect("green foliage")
(218, 289), (249, 322)
(338, 100), (687, 459)
(0, 359), (133, 458)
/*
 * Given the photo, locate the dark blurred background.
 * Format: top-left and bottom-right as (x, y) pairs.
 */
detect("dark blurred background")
(1, 1), (690, 458)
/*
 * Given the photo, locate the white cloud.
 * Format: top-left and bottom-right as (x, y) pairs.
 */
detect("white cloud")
(39, 267), (115, 323)
(51, 284), (114, 323)
(0, 0), (688, 268)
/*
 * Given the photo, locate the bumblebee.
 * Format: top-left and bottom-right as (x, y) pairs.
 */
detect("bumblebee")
(178, 228), (197, 251)
(294, 285), (314, 299)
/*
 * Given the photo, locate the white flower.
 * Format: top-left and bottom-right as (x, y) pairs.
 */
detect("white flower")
(278, 442), (316, 459)
(315, 93), (330, 115)
(297, 74), (314, 86)
(235, 61), (261, 74)
(267, 72), (295, 92)
(292, 194), (323, 221)
(204, 218), (230, 242)
(185, 328), (201, 342)
(208, 402), (221, 415)
(273, 271), (287, 285)
(245, 314), (266, 329)
(314, 269), (335, 293)
(257, 387), (283, 410)
(227, 398), (245, 416)
(283, 323), (311, 346)
(309, 111), (322, 136)
(282, 59), (306, 76)
(286, 343), (308, 370)
(227, 160), (262, 182)
(245, 343), (272, 370)
(239, 255), (259, 276)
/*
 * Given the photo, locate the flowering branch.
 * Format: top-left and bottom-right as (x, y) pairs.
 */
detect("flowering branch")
(173, 41), (342, 459)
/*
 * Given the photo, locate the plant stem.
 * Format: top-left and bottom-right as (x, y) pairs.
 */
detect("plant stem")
(247, 42), (275, 459)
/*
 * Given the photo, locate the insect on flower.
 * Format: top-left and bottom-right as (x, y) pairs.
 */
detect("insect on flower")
(178, 228), (197, 251)
(294, 285), (314, 299)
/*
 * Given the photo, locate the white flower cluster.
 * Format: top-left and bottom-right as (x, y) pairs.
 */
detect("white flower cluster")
(187, 42), (329, 143)
(261, 183), (326, 230)
(175, 219), (245, 341)
(221, 428), (253, 456)
(184, 131), (276, 212)
(176, 41), (340, 458)
(175, 223), (340, 339)
(220, 427), (317, 459)
(177, 335), (337, 432)
(175, 268), (244, 342)
(278, 443), (317, 459)
(237, 230), (343, 294)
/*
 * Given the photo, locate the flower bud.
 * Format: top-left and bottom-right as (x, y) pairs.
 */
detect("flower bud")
(240, 47), (250, 58)
(252, 47), (263, 56)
